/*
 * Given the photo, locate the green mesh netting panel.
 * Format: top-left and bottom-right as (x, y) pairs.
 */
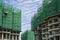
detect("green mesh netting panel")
(56, 0), (60, 12)
(13, 8), (21, 31)
(31, 0), (60, 30)
(0, 0), (4, 26)
(21, 30), (35, 40)
(3, 4), (13, 29)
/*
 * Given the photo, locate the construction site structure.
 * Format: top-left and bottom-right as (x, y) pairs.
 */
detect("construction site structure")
(0, 0), (21, 40)
(31, 0), (60, 40)
(21, 30), (35, 40)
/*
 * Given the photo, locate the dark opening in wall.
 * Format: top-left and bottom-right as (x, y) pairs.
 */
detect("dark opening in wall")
(4, 12), (8, 16)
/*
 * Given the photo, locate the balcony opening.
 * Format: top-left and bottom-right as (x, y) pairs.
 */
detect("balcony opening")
(54, 24), (59, 28)
(4, 33), (6, 39)
(4, 12), (8, 16)
(55, 36), (60, 40)
(50, 38), (54, 40)
(49, 20), (52, 24)
(54, 18), (58, 22)
(42, 34), (45, 38)
(49, 25), (53, 29)
(49, 31), (53, 35)
(54, 30), (59, 34)
(42, 25), (46, 28)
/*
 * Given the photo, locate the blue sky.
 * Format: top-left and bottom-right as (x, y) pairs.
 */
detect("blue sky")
(17, 0), (43, 32)
(4, 0), (42, 32)
(4, 0), (43, 40)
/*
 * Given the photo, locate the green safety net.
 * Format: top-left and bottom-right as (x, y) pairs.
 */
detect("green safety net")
(3, 3), (13, 29)
(21, 30), (35, 40)
(13, 8), (21, 31)
(31, 0), (60, 30)
(0, 1), (21, 31)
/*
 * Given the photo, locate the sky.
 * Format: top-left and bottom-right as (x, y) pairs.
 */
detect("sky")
(4, 0), (43, 40)
(4, 0), (42, 32)
(17, 0), (43, 32)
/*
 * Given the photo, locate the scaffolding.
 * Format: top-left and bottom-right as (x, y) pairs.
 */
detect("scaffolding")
(31, 0), (60, 40)
(0, 0), (21, 31)
(31, 0), (60, 30)
(0, 0), (21, 40)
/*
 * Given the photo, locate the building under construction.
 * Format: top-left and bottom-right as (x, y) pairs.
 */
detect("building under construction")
(0, 0), (21, 40)
(31, 0), (60, 40)
(21, 30), (35, 40)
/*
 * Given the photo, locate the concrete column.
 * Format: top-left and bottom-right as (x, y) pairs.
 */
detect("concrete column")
(15, 35), (16, 40)
(12, 35), (14, 40)
(9, 34), (10, 40)
(2, 33), (3, 40)
(54, 37), (56, 40)
(16, 36), (17, 40)
(6, 34), (7, 40)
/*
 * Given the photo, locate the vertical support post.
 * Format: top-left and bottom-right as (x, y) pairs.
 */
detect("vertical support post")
(6, 34), (7, 40)
(12, 35), (14, 40)
(16, 35), (17, 40)
(9, 34), (10, 40)
(54, 37), (56, 40)
(2, 33), (3, 40)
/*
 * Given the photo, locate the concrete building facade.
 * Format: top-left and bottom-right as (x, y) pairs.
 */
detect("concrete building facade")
(0, 28), (20, 40)
(34, 14), (60, 40)
(42, 15), (60, 40)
